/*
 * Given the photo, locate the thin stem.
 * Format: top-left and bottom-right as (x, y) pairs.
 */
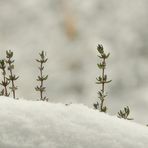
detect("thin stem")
(100, 58), (105, 111)
(40, 62), (43, 100)
(3, 69), (8, 96)
(8, 59), (15, 99)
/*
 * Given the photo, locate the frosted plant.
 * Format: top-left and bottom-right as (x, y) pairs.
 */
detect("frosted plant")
(93, 44), (112, 112)
(35, 51), (48, 101)
(5, 50), (19, 99)
(0, 59), (10, 96)
(118, 106), (133, 120)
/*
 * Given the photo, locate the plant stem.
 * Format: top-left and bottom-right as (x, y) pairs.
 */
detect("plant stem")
(0, 59), (10, 97)
(100, 58), (105, 111)
(5, 50), (19, 99)
(8, 59), (15, 99)
(3, 69), (8, 96)
(40, 62), (43, 100)
(35, 51), (48, 101)
(94, 44), (111, 112)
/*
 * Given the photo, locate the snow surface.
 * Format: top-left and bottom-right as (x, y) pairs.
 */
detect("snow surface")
(0, 96), (148, 148)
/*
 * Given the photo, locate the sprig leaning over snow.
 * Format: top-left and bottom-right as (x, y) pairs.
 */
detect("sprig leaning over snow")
(35, 51), (48, 101)
(5, 50), (19, 99)
(0, 59), (10, 96)
(93, 44), (112, 113)
(117, 106), (133, 120)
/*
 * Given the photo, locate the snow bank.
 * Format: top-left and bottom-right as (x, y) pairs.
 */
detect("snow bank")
(0, 97), (148, 148)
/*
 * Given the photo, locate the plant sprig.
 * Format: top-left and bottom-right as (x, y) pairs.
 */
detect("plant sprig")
(0, 59), (10, 97)
(118, 106), (133, 120)
(5, 50), (19, 99)
(93, 44), (112, 112)
(35, 51), (48, 101)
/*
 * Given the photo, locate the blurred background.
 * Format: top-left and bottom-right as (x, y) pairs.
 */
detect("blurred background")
(0, 0), (148, 124)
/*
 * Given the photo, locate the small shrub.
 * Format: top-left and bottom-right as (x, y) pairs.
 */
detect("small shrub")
(118, 106), (133, 120)
(5, 50), (19, 99)
(93, 44), (112, 113)
(0, 59), (10, 96)
(35, 51), (48, 101)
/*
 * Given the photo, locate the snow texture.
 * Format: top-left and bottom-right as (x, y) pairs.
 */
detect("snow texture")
(0, 96), (148, 148)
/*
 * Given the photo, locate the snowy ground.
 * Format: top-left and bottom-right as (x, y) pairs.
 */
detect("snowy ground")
(0, 96), (148, 148)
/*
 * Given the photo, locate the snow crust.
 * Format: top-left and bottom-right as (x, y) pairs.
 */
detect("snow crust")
(0, 96), (148, 148)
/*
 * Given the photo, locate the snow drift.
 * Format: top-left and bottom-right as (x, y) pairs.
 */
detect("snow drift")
(0, 97), (148, 148)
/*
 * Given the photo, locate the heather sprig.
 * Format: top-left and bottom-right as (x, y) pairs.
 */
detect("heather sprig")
(93, 44), (112, 112)
(118, 106), (133, 120)
(5, 50), (19, 99)
(0, 59), (10, 96)
(35, 51), (48, 101)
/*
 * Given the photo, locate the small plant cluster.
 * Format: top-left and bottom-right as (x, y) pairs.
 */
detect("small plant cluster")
(0, 59), (10, 96)
(93, 44), (133, 120)
(0, 50), (48, 101)
(0, 50), (18, 99)
(118, 106), (133, 120)
(0, 45), (134, 121)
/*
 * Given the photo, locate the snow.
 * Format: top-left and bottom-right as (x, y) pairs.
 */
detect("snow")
(0, 96), (148, 148)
